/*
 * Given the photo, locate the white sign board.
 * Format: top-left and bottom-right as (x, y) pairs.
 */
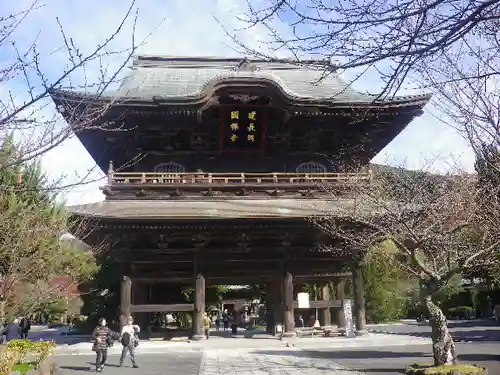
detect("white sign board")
(297, 293), (310, 309)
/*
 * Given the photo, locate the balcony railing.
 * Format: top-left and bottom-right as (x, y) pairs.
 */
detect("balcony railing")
(108, 171), (372, 185)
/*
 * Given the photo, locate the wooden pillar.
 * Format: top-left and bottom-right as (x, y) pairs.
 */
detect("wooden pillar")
(282, 272), (295, 336)
(334, 279), (346, 331)
(120, 276), (132, 328)
(132, 281), (149, 332)
(272, 279), (283, 331)
(192, 273), (206, 340)
(319, 284), (332, 326)
(265, 284), (274, 333)
(352, 264), (367, 334)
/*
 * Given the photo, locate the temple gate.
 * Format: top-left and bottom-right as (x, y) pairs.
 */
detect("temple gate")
(51, 56), (430, 337)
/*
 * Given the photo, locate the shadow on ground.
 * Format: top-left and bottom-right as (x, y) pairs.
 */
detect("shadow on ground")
(58, 366), (91, 372)
(395, 329), (500, 342)
(252, 346), (500, 375)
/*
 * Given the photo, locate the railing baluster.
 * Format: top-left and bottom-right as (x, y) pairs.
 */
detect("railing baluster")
(107, 171), (372, 186)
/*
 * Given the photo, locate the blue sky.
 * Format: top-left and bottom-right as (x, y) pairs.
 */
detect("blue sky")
(1, 0), (474, 205)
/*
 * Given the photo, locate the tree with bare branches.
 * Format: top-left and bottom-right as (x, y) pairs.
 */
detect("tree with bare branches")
(0, 0), (152, 190)
(310, 166), (500, 366)
(232, 0), (499, 159)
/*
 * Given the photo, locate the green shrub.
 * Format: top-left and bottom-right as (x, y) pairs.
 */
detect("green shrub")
(6, 339), (33, 359)
(405, 363), (486, 375)
(11, 362), (35, 374)
(2, 339), (56, 374)
(31, 341), (56, 364)
(71, 315), (90, 332)
(0, 346), (22, 375)
(447, 306), (475, 319)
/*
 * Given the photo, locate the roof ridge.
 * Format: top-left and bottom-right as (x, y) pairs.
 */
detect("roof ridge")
(133, 55), (331, 70)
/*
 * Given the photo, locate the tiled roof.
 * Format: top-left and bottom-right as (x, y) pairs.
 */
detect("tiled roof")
(100, 55), (430, 104)
(68, 198), (414, 220)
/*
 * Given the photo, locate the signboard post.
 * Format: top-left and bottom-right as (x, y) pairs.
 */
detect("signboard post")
(342, 299), (356, 338)
(297, 293), (310, 309)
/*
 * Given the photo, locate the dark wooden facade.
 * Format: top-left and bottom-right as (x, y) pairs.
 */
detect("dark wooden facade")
(52, 56), (430, 337)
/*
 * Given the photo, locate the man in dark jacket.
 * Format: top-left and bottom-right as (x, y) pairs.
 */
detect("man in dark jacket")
(2, 318), (21, 342)
(20, 317), (31, 339)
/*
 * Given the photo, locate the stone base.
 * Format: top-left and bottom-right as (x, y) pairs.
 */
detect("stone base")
(191, 334), (207, 341)
(282, 331), (296, 338)
(355, 329), (368, 336)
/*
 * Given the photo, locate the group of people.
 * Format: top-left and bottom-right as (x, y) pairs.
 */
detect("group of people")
(214, 311), (230, 331)
(91, 316), (140, 373)
(1, 317), (31, 343)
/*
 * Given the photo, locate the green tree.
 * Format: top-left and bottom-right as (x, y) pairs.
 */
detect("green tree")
(362, 248), (413, 323)
(0, 136), (96, 319)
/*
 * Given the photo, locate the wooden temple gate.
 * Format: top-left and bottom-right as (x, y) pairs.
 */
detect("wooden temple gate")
(99, 212), (369, 339)
(54, 55), (429, 339)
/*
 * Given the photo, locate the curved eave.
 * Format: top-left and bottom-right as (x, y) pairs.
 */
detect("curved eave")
(49, 87), (431, 111)
(67, 199), (417, 222)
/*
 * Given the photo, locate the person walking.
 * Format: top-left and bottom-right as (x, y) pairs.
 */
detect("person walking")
(119, 316), (140, 368)
(204, 313), (212, 339)
(91, 318), (117, 373)
(223, 311), (229, 331)
(215, 314), (221, 331)
(19, 317), (31, 339)
(2, 318), (21, 342)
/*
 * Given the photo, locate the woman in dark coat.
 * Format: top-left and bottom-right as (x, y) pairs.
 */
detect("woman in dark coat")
(2, 318), (21, 342)
(91, 318), (118, 373)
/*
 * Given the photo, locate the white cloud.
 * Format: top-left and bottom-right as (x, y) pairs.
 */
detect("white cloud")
(2, 0), (475, 205)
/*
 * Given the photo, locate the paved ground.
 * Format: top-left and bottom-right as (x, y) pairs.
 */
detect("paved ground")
(304, 342), (500, 375)
(39, 321), (500, 374)
(56, 351), (203, 374)
(53, 341), (500, 375)
(368, 319), (500, 342)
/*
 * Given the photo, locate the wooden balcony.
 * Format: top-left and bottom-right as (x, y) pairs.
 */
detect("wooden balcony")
(108, 171), (372, 185)
(103, 171), (372, 199)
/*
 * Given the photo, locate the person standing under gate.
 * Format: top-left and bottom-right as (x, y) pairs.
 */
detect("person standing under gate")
(119, 316), (140, 368)
(204, 313), (212, 339)
(215, 313), (221, 331)
(223, 311), (229, 331)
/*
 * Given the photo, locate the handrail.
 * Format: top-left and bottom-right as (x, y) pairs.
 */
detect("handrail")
(108, 171), (372, 185)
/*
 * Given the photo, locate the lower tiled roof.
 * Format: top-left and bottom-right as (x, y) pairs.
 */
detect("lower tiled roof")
(68, 198), (405, 220)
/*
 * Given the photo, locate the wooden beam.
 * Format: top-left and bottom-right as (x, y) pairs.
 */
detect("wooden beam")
(131, 272), (352, 284)
(130, 257), (350, 264)
(130, 303), (194, 313)
(293, 300), (342, 308)
(121, 245), (318, 254)
(131, 271), (351, 280)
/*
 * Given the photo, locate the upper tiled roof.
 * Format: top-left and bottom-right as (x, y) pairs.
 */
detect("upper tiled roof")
(108, 55), (424, 103)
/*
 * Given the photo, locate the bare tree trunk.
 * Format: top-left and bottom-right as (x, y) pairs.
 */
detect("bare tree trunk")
(0, 299), (5, 323)
(423, 296), (457, 366)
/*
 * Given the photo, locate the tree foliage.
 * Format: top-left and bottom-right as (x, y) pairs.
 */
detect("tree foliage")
(362, 245), (414, 323)
(0, 136), (96, 319)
